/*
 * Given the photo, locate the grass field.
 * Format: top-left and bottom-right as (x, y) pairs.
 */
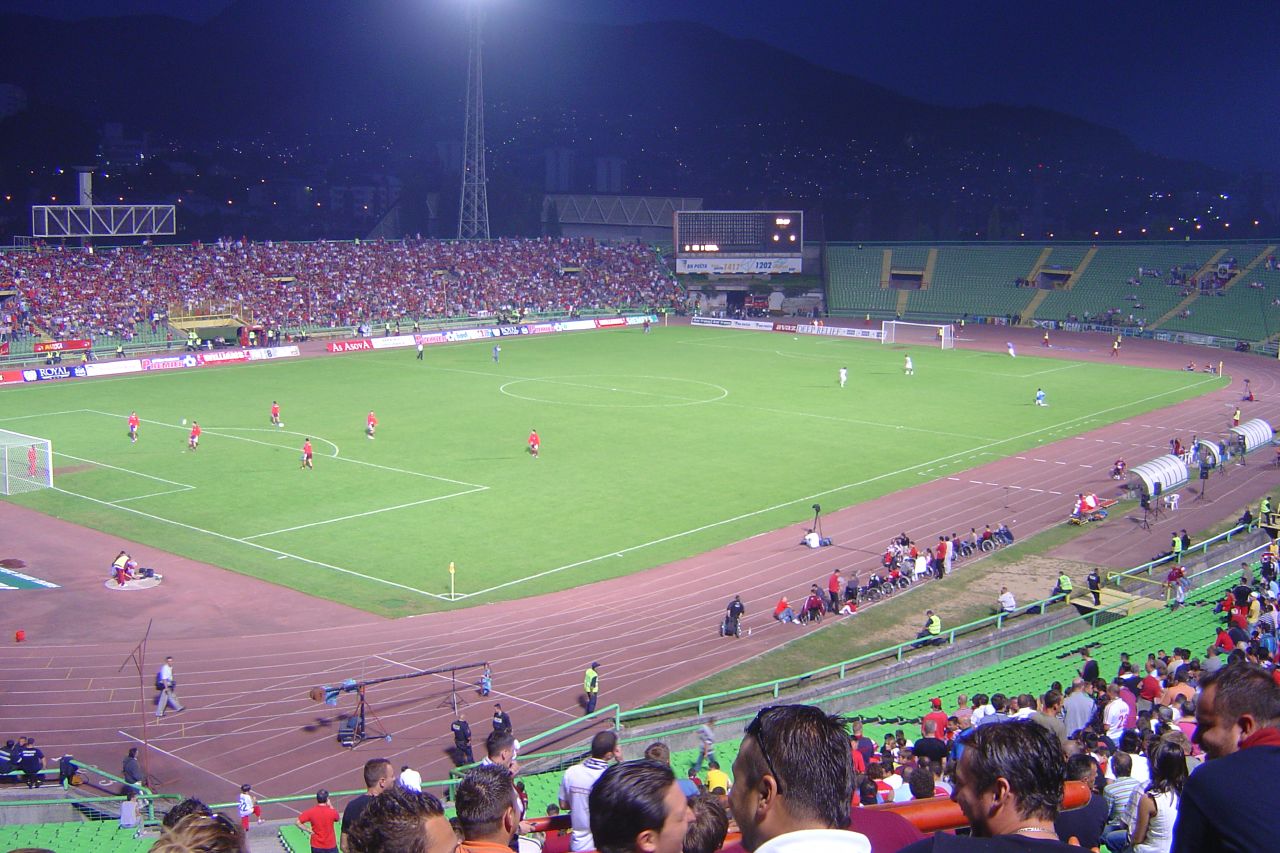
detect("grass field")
(0, 326), (1225, 616)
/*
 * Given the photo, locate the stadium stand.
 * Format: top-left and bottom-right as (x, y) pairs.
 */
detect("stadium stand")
(0, 238), (677, 360)
(825, 245), (900, 314)
(509, 566), (1256, 805)
(0, 821), (149, 852)
(909, 246), (1043, 319)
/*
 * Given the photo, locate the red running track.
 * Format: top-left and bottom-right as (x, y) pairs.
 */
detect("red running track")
(2, 324), (1279, 810)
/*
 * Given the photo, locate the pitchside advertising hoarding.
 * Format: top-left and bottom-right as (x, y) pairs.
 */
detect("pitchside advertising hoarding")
(33, 338), (92, 353)
(691, 316), (884, 340)
(323, 315), (654, 353)
(14, 346), (300, 383)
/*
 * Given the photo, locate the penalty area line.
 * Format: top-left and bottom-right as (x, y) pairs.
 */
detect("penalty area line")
(52, 487), (450, 600)
(243, 486), (489, 540)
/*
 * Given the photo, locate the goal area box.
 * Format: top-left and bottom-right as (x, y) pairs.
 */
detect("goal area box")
(0, 430), (53, 495)
(882, 321), (955, 349)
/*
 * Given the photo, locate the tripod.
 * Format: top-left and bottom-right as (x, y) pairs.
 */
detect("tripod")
(811, 503), (824, 539)
(1139, 507), (1152, 532)
(437, 667), (470, 716)
(345, 685), (391, 747)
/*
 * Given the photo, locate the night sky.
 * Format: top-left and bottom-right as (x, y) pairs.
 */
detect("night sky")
(3, 0), (1276, 174)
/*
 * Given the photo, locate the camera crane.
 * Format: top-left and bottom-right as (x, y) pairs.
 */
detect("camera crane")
(310, 660), (487, 748)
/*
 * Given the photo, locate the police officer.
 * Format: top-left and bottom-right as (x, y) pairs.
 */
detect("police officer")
(450, 713), (473, 764)
(1087, 569), (1102, 606)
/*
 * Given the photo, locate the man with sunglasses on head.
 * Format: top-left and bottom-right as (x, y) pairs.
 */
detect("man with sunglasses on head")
(729, 704), (871, 852)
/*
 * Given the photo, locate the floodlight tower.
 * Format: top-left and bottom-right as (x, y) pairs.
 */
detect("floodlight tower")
(457, 3), (490, 239)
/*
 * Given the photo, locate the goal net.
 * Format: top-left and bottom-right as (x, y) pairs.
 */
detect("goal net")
(0, 430), (53, 496)
(882, 320), (955, 349)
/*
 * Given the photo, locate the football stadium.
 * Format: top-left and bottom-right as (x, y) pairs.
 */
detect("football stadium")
(2, 5), (1280, 853)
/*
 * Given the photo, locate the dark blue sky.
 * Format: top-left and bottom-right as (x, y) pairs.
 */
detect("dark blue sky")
(4, 0), (1276, 173)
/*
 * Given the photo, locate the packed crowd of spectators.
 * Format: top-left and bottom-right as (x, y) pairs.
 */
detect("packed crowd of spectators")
(0, 237), (677, 345)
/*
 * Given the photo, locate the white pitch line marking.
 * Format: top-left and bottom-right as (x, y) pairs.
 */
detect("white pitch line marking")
(243, 487), (488, 540)
(53, 488), (450, 599)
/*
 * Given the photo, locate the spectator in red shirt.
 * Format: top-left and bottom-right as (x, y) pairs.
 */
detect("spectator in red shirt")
(1138, 662), (1163, 711)
(296, 790), (340, 853)
(921, 698), (949, 738)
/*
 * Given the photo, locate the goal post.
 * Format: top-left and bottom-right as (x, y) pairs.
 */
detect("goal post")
(881, 320), (955, 349)
(0, 430), (53, 496)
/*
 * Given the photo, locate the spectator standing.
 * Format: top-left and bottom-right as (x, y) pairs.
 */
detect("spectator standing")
(1031, 690), (1068, 749)
(921, 698), (949, 738)
(1063, 679), (1095, 738)
(237, 783), (263, 831)
(728, 704), (871, 852)
(913, 719), (949, 765)
(296, 790), (341, 853)
(345, 786), (456, 853)
(1172, 662), (1280, 852)
(588, 759), (693, 853)
(122, 747), (145, 793)
(341, 758), (397, 853)
(899, 720), (1078, 851)
(1103, 684), (1128, 742)
(1079, 647), (1100, 683)
(155, 656), (184, 718)
(457, 764), (528, 853)
(559, 730), (620, 851)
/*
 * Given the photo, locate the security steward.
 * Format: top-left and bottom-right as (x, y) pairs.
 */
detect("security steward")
(915, 610), (942, 646)
(583, 662), (600, 715)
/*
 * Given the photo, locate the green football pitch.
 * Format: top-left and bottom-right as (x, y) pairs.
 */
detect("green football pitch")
(0, 327), (1224, 616)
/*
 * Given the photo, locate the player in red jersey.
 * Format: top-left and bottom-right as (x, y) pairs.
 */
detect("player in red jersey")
(528, 429), (540, 458)
(128, 411), (140, 443)
(301, 438), (313, 470)
(188, 421), (201, 451)
(366, 411), (377, 440)
(270, 400), (281, 428)
(27, 445), (38, 478)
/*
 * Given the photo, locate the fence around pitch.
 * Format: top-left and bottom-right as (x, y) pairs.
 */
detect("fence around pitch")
(0, 761), (179, 826)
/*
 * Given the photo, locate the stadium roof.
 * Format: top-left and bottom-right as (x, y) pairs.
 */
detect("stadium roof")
(545, 195), (702, 229)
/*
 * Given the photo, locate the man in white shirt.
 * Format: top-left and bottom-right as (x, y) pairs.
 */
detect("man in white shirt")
(398, 765), (422, 792)
(559, 730), (621, 851)
(729, 704), (870, 852)
(1103, 684), (1129, 742)
(803, 530), (821, 549)
(996, 587), (1017, 615)
(155, 656), (184, 718)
